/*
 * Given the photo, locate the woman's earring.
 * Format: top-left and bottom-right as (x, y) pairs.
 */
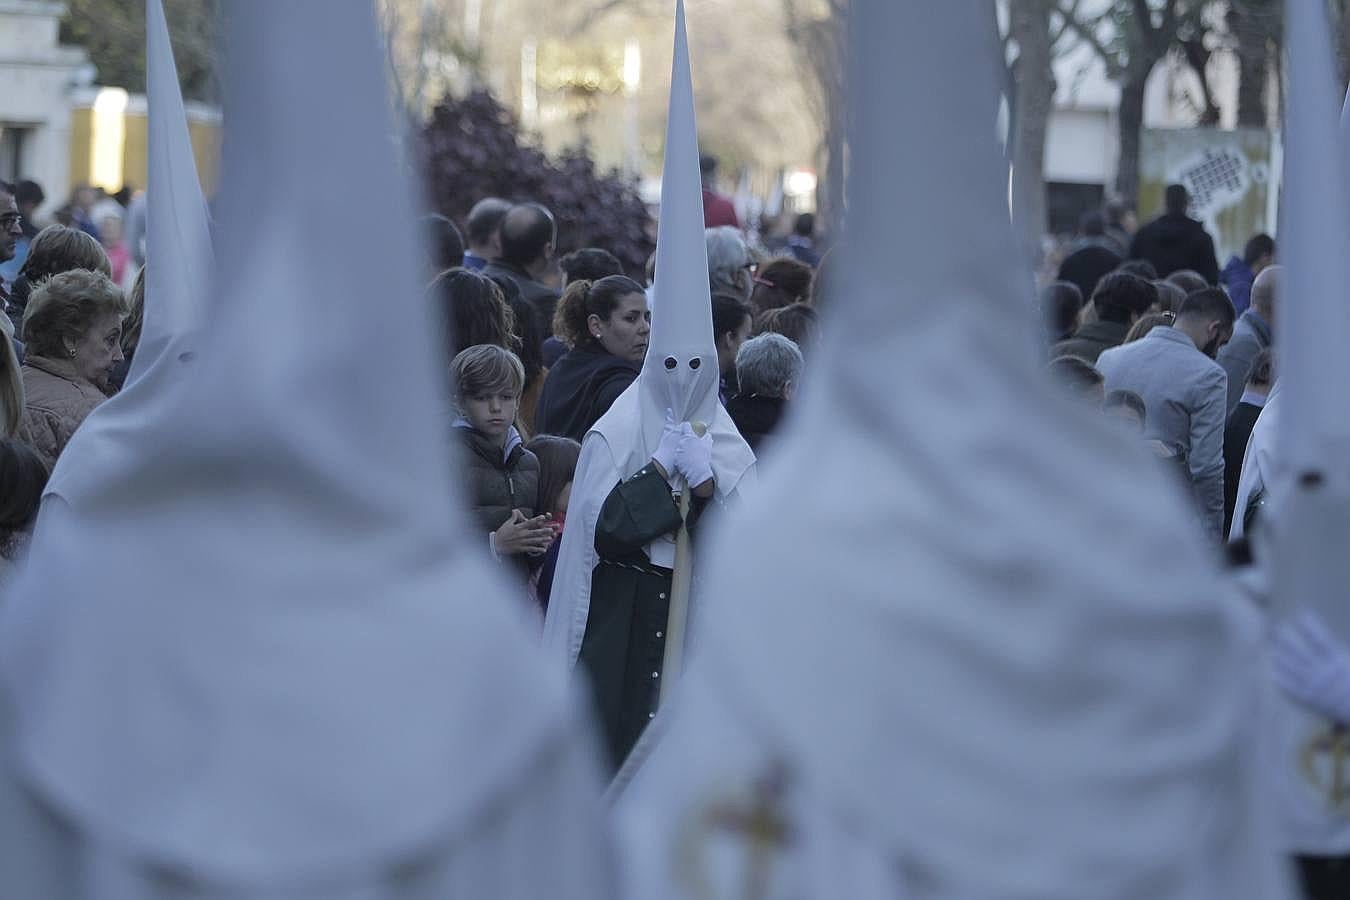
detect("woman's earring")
(68, 348), (77, 358)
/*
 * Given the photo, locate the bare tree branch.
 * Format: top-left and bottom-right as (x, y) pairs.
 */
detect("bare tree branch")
(1055, 4), (1124, 77)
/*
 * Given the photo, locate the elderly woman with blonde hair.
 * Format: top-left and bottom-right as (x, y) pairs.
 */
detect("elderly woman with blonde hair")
(20, 269), (126, 467)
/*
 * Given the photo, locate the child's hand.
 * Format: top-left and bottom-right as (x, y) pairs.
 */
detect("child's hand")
(495, 510), (555, 556)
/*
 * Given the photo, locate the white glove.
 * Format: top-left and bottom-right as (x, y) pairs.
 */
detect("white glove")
(1274, 611), (1350, 725)
(651, 410), (686, 478)
(675, 427), (714, 489)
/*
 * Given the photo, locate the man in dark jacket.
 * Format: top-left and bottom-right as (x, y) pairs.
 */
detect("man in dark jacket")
(1051, 271), (1158, 364)
(1216, 264), (1278, 418)
(1056, 211), (1123, 304)
(462, 196), (509, 271)
(1219, 233), (1274, 317)
(1129, 184), (1220, 284)
(0, 183), (21, 309)
(482, 203), (562, 338)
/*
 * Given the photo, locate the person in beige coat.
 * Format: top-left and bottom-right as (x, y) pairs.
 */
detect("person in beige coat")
(19, 269), (125, 468)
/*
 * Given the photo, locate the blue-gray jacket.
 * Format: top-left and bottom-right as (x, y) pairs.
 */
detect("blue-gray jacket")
(1098, 326), (1228, 537)
(1215, 309), (1271, 420)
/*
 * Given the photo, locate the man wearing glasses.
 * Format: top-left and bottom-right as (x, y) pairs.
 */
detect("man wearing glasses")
(0, 183), (23, 310)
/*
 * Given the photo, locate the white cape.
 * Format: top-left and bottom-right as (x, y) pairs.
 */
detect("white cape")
(542, 383), (755, 668)
(615, 666), (905, 900)
(1230, 383), (1279, 543)
(614, 0), (1294, 895)
(0, 0), (616, 895)
(0, 664), (615, 900)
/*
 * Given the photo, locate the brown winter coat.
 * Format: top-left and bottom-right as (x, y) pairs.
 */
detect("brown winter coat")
(20, 356), (108, 469)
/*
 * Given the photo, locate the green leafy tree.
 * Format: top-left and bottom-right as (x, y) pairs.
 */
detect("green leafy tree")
(60, 0), (218, 102)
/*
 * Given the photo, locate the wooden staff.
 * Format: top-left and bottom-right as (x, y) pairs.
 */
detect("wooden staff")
(659, 421), (705, 704)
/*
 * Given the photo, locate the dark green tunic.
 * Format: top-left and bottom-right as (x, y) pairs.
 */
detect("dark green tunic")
(577, 465), (692, 771)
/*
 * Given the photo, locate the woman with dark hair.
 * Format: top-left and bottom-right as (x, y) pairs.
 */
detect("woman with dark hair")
(749, 257), (813, 314)
(487, 273), (546, 439)
(712, 292), (753, 401)
(755, 302), (820, 355)
(559, 248), (624, 287)
(428, 267), (515, 359)
(543, 249), (626, 368)
(1124, 310), (1174, 344)
(534, 275), (650, 441)
(0, 437), (49, 576)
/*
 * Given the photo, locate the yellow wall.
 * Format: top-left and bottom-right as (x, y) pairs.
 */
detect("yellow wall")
(68, 98), (220, 197)
(121, 115), (148, 192)
(68, 107), (93, 191)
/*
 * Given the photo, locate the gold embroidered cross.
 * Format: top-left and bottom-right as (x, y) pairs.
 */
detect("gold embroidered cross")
(678, 764), (794, 900)
(1300, 725), (1350, 808)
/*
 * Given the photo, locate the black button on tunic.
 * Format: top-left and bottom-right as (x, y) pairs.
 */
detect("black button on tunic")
(577, 466), (684, 771)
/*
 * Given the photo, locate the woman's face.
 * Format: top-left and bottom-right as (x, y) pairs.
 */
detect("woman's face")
(67, 311), (124, 390)
(590, 293), (651, 363)
(717, 314), (753, 376)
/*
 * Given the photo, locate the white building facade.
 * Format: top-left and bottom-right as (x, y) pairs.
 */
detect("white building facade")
(0, 0), (91, 214)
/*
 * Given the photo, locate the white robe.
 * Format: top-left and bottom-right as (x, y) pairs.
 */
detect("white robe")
(614, 666), (907, 900)
(0, 686), (616, 900)
(1230, 384), (1280, 543)
(541, 385), (755, 669)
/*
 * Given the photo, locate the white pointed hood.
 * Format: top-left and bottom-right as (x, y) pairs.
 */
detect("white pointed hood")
(624, 1), (1288, 894)
(42, 0), (212, 506)
(640, 0), (719, 436)
(1270, 0), (1350, 639)
(540, 0), (754, 668)
(1258, 3), (1350, 856)
(1, 0), (573, 881)
(135, 0), (212, 379)
(575, 0), (751, 485)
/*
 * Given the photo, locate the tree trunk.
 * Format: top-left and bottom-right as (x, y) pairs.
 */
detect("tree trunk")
(1115, 70), (1149, 206)
(819, 102), (847, 235)
(787, 2), (847, 237)
(1230, 0), (1276, 128)
(1010, 0), (1055, 264)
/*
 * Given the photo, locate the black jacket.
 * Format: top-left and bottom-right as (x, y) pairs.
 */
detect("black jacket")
(455, 425), (541, 535)
(1051, 320), (1130, 365)
(1129, 213), (1220, 284)
(481, 260), (562, 338)
(6, 275), (33, 338)
(726, 393), (785, 452)
(535, 345), (640, 441)
(1057, 243), (1122, 306)
(1223, 400), (1263, 536)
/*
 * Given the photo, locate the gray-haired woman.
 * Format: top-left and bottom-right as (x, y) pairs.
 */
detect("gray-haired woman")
(726, 331), (803, 452)
(20, 269), (126, 467)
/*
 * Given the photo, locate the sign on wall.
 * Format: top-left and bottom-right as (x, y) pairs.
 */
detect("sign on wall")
(1139, 128), (1279, 264)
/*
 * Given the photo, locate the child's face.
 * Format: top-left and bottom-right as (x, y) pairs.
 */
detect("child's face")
(459, 386), (519, 443)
